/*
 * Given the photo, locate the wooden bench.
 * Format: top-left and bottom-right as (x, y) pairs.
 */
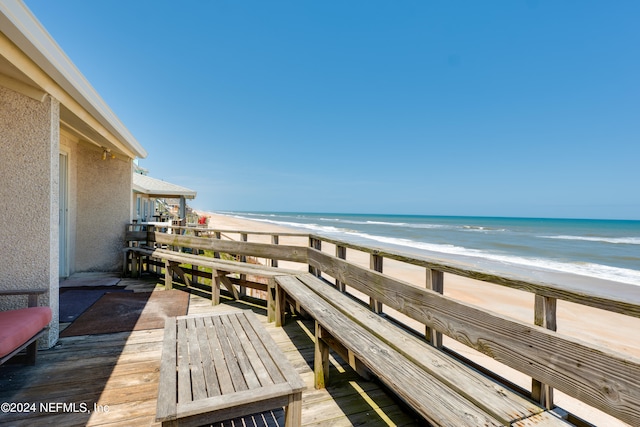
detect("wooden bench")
(274, 273), (570, 427)
(156, 311), (305, 426)
(0, 289), (52, 366)
(125, 246), (298, 315)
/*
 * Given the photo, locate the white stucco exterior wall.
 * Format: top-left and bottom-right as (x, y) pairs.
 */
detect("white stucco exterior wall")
(75, 143), (132, 272)
(0, 86), (60, 346)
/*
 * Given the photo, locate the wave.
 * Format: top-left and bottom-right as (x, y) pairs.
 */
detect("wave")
(317, 217), (448, 229)
(325, 218), (507, 232)
(223, 212), (640, 286)
(245, 213), (508, 233)
(541, 235), (640, 245)
(338, 231), (640, 286)
(462, 225), (507, 232)
(228, 215), (349, 234)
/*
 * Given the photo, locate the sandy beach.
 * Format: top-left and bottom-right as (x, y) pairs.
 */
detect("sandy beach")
(197, 210), (638, 426)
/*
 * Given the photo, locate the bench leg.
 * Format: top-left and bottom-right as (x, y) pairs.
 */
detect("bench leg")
(314, 322), (330, 389)
(285, 391), (302, 426)
(164, 260), (173, 290)
(122, 250), (129, 277)
(275, 284), (287, 327)
(211, 269), (220, 305)
(267, 278), (276, 323)
(26, 341), (38, 365)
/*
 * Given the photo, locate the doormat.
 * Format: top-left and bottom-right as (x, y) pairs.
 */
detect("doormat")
(60, 290), (189, 337)
(59, 287), (133, 323)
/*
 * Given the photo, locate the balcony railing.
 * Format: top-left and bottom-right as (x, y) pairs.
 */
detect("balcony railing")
(125, 223), (640, 426)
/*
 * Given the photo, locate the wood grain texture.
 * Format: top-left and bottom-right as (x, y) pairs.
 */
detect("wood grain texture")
(295, 273), (546, 425)
(307, 249), (640, 425)
(157, 311), (304, 426)
(310, 234), (640, 318)
(149, 231), (308, 263)
(275, 274), (505, 427)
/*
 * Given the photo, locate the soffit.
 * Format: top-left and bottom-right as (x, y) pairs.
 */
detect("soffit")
(0, 2), (147, 159)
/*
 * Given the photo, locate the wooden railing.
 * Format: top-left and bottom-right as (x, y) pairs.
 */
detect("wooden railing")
(125, 224), (640, 426)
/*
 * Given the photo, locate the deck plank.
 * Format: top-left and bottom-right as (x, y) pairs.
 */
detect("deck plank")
(0, 287), (420, 426)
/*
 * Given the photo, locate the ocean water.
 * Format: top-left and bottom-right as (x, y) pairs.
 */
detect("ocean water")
(220, 211), (640, 286)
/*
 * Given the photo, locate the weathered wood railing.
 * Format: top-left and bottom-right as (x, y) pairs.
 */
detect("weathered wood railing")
(124, 223), (640, 426)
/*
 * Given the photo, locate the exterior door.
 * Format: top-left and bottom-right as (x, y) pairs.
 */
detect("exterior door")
(59, 153), (68, 277)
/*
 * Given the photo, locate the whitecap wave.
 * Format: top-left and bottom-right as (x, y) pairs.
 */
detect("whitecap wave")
(462, 225), (507, 232)
(222, 212), (640, 286)
(365, 221), (448, 229)
(341, 231), (640, 286)
(541, 235), (640, 245)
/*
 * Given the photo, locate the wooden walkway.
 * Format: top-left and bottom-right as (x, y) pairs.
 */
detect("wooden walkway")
(0, 278), (420, 426)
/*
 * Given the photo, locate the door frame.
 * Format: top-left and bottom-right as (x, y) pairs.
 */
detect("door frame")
(59, 151), (69, 278)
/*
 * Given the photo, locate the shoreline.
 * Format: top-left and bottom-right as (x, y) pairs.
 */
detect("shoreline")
(199, 211), (640, 304)
(203, 211), (640, 286)
(196, 210), (637, 426)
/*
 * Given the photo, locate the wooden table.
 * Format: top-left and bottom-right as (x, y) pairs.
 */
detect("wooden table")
(156, 311), (305, 426)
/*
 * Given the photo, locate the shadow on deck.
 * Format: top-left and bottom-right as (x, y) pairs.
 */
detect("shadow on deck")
(0, 278), (422, 426)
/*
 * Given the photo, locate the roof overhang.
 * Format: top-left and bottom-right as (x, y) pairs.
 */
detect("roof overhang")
(0, 0), (147, 159)
(133, 173), (197, 199)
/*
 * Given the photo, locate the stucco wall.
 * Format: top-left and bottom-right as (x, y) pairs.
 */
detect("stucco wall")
(0, 86), (60, 347)
(75, 143), (132, 272)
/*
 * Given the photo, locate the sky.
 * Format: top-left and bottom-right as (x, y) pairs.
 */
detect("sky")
(24, 0), (640, 220)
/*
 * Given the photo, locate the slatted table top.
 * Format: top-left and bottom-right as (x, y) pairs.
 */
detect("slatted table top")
(156, 310), (305, 426)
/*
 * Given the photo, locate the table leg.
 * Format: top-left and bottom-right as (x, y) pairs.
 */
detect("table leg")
(285, 391), (302, 426)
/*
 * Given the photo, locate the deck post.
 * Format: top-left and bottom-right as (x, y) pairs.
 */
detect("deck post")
(271, 234), (279, 267)
(532, 294), (557, 409)
(369, 253), (383, 313)
(191, 229), (199, 286)
(213, 231), (221, 259)
(335, 245), (346, 292)
(425, 269), (444, 347)
(309, 237), (321, 277)
(239, 233), (248, 296)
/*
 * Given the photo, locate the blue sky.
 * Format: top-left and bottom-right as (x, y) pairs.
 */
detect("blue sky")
(26, 1), (640, 219)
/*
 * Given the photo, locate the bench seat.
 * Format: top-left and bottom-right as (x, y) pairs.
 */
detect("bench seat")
(275, 273), (569, 427)
(125, 246), (297, 318)
(0, 289), (51, 365)
(127, 246), (300, 279)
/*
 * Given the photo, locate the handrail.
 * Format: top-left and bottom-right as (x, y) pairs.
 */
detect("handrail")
(126, 224), (640, 317)
(125, 224), (640, 425)
(309, 233), (640, 319)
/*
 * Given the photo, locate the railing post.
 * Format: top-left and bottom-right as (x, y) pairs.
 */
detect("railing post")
(532, 295), (557, 409)
(309, 237), (321, 277)
(425, 269), (444, 347)
(191, 229), (200, 286)
(335, 245), (346, 292)
(213, 231), (221, 259)
(147, 224), (156, 275)
(239, 233), (248, 297)
(271, 235), (279, 267)
(369, 252), (383, 313)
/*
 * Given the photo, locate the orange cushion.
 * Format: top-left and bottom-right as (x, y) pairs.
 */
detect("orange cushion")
(0, 307), (52, 357)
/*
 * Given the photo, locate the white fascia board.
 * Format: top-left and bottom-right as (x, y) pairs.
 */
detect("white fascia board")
(0, 0), (147, 159)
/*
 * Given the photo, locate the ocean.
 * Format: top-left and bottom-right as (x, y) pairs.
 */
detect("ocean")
(220, 211), (640, 286)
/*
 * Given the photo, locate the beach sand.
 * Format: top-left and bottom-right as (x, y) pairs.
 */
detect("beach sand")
(197, 210), (638, 426)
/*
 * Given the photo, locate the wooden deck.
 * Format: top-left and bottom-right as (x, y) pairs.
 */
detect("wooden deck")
(0, 278), (420, 427)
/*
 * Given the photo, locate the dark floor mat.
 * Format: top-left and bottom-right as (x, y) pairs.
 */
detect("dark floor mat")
(59, 290), (189, 337)
(59, 287), (132, 323)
